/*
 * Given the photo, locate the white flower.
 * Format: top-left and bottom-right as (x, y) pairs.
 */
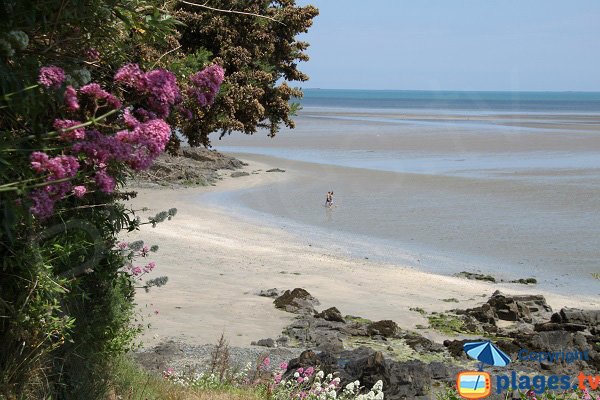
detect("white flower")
(294, 372), (300, 378)
(373, 380), (383, 392)
(316, 370), (325, 379)
(345, 382), (355, 391)
(333, 377), (341, 384)
(375, 391), (384, 400)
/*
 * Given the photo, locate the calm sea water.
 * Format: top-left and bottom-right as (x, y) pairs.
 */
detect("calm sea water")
(298, 89), (600, 113)
(210, 89), (600, 296)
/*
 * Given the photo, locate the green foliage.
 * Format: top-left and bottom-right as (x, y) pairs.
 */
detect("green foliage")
(0, 0), (179, 398)
(173, 0), (319, 147)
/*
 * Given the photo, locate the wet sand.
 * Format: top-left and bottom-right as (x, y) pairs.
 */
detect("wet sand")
(126, 157), (599, 349)
(210, 110), (600, 297)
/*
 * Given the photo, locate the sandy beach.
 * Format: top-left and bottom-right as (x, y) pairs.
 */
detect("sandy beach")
(126, 156), (599, 350)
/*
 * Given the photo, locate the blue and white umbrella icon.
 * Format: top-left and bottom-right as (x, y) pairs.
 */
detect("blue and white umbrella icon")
(464, 341), (511, 368)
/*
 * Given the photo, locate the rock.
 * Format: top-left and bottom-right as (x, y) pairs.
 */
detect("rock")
(455, 271), (496, 283)
(258, 288), (280, 298)
(255, 338), (276, 348)
(274, 288), (320, 314)
(315, 307), (345, 323)
(266, 168), (286, 172)
(367, 320), (399, 338)
(230, 171), (250, 178)
(402, 332), (445, 353)
(509, 278), (538, 285)
(341, 348), (433, 399)
(131, 147), (246, 187)
(553, 308), (600, 329)
(465, 291), (552, 325)
(443, 339), (471, 359)
(534, 322), (587, 332)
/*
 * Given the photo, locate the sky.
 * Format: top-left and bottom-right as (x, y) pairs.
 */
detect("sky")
(294, 1), (600, 91)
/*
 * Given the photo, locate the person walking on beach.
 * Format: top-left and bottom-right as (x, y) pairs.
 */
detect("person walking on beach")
(325, 191), (334, 207)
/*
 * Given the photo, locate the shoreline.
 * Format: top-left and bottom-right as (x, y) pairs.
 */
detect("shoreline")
(125, 155), (599, 350)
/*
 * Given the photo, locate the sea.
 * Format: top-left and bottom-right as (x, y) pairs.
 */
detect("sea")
(208, 89), (600, 296)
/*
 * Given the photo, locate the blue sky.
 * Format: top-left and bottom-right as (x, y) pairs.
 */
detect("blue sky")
(295, 1), (600, 91)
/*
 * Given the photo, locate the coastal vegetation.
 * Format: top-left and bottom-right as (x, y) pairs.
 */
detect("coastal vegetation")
(0, 0), (316, 398)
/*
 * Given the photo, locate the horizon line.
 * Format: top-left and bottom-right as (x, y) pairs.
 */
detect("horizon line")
(298, 87), (600, 94)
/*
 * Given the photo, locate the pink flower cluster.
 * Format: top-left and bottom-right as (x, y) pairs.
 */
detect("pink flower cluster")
(29, 152), (80, 217)
(114, 64), (181, 117)
(126, 261), (156, 277)
(54, 119), (85, 141)
(188, 64), (225, 107)
(80, 83), (122, 109)
(72, 117), (170, 184)
(64, 86), (80, 111)
(38, 66), (65, 89)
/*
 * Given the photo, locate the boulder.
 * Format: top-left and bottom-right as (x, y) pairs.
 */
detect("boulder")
(367, 320), (399, 338)
(230, 171), (250, 178)
(315, 307), (345, 323)
(342, 348), (433, 399)
(552, 308), (600, 328)
(274, 288), (320, 314)
(266, 168), (286, 173)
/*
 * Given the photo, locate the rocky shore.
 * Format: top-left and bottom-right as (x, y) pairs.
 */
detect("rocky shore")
(128, 147), (247, 188)
(136, 287), (599, 399)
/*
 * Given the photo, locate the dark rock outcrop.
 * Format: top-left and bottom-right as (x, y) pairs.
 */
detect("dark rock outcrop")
(131, 147), (247, 187)
(315, 307), (345, 323)
(367, 320), (399, 338)
(274, 288), (320, 314)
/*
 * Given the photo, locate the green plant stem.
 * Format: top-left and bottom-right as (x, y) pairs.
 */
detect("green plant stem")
(22, 108), (119, 141)
(2, 84), (39, 100)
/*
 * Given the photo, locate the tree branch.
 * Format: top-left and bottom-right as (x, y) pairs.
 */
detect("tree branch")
(178, 1), (285, 25)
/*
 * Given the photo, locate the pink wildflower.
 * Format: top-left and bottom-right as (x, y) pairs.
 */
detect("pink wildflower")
(38, 66), (65, 89)
(279, 362), (288, 370)
(29, 189), (54, 218)
(64, 86), (80, 111)
(274, 373), (282, 384)
(123, 108), (140, 129)
(80, 83), (121, 109)
(304, 367), (314, 377)
(117, 242), (129, 250)
(30, 152), (49, 173)
(114, 63), (147, 92)
(132, 266), (142, 275)
(54, 119), (85, 141)
(143, 261), (156, 273)
(297, 368), (304, 375)
(297, 377), (304, 384)
(144, 69), (181, 117)
(94, 169), (116, 193)
(72, 185), (86, 198)
(262, 356), (271, 368)
(141, 245), (149, 257)
(188, 64), (224, 107)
